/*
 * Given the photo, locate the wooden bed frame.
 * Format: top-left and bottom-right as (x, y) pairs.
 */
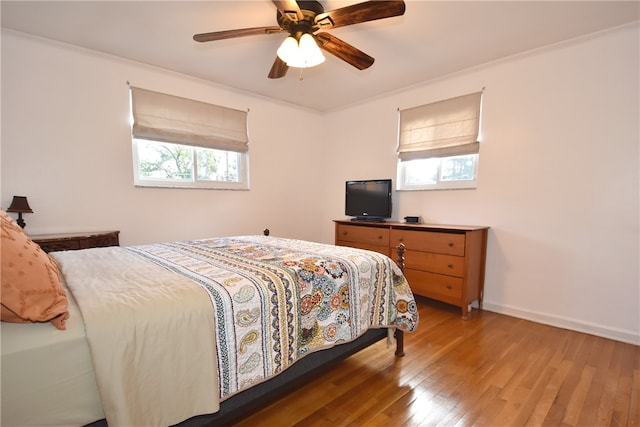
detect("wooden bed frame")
(87, 235), (408, 427)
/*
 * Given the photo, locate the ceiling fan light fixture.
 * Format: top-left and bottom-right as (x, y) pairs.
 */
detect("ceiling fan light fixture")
(194, 0), (407, 79)
(277, 33), (325, 69)
(299, 33), (325, 66)
(276, 36), (298, 62)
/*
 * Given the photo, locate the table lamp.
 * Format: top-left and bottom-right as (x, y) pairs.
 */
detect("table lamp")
(7, 196), (33, 228)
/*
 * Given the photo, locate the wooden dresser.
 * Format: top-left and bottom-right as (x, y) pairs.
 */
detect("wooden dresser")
(31, 230), (120, 253)
(335, 220), (488, 319)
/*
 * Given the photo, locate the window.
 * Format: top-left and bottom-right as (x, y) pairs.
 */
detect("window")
(397, 91), (482, 191)
(132, 139), (248, 189)
(399, 154), (478, 190)
(130, 87), (249, 190)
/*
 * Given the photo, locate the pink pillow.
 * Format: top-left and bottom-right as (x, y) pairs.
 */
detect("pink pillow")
(1, 209), (69, 329)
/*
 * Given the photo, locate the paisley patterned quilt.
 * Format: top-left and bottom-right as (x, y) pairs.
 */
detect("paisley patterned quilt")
(127, 235), (418, 400)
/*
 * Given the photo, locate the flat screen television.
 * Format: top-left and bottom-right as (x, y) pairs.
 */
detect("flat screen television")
(345, 179), (392, 221)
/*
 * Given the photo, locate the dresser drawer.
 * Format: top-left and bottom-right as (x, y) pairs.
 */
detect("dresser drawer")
(404, 251), (464, 277)
(391, 229), (465, 256)
(81, 233), (119, 249)
(336, 224), (389, 247)
(37, 240), (82, 252)
(404, 269), (463, 306)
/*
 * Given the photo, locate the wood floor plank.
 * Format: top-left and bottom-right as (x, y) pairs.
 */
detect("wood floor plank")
(610, 341), (637, 426)
(629, 368), (640, 426)
(594, 340), (626, 426)
(232, 297), (640, 427)
(562, 364), (596, 426)
(526, 359), (573, 425)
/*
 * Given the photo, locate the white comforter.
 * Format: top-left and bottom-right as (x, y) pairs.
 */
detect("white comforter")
(52, 247), (220, 427)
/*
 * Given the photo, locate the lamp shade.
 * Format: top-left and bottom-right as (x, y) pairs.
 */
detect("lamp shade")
(277, 33), (325, 69)
(298, 33), (325, 67)
(276, 36), (299, 63)
(7, 196), (33, 213)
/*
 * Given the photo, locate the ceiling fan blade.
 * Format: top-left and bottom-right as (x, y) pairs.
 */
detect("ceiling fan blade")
(315, 33), (374, 70)
(314, 0), (405, 30)
(272, 0), (304, 22)
(194, 26), (283, 42)
(268, 56), (289, 79)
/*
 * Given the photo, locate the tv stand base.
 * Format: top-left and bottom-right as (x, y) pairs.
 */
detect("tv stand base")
(351, 217), (385, 222)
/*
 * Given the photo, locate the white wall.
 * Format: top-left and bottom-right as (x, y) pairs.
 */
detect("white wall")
(1, 30), (326, 245)
(320, 24), (639, 344)
(2, 24), (638, 345)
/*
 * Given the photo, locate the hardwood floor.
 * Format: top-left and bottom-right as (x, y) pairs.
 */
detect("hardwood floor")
(233, 297), (639, 426)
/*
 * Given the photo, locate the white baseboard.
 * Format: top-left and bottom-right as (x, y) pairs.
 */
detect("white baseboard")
(481, 301), (640, 346)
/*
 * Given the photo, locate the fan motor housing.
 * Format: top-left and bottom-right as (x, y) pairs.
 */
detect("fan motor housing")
(277, 0), (324, 30)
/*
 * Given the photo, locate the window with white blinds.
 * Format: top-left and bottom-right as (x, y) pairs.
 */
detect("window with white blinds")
(397, 91), (483, 190)
(130, 87), (249, 189)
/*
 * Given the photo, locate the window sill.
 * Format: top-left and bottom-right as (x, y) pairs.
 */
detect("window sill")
(397, 182), (477, 191)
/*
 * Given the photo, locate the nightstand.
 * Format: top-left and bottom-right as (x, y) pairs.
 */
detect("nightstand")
(31, 231), (120, 253)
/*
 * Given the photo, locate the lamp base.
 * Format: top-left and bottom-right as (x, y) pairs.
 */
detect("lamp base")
(16, 213), (26, 228)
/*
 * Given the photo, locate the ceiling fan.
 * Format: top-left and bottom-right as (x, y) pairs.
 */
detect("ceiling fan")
(193, 0), (406, 79)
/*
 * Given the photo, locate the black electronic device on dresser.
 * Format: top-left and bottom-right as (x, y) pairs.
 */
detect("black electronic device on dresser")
(404, 216), (421, 224)
(345, 179), (392, 222)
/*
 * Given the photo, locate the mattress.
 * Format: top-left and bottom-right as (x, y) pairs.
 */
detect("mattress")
(0, 278), (104, 426)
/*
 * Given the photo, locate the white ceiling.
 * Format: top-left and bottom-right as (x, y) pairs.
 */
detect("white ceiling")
(2, 1), (638, 112)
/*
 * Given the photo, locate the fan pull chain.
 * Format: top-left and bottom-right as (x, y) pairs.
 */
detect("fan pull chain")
(298, 68), (304, 81)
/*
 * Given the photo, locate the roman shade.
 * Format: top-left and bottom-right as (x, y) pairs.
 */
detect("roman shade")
(397, 91), (482, 161)
(130, 87), (248, 153)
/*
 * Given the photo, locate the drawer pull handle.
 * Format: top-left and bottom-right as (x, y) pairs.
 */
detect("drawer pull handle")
(399, 237), (404, 242)
(448, 264), (453, 269)
(378, 235), (382, 240)
(446, 285), (452, 290)
(448, 242), (454, 247)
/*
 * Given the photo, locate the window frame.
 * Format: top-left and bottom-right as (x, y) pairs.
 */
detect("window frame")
(396, 154), (479, 191)
(132, 138), (249, 190)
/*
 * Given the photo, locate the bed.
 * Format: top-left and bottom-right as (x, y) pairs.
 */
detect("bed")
(1, 214), (418, 427)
